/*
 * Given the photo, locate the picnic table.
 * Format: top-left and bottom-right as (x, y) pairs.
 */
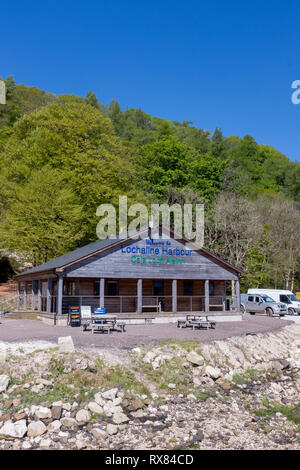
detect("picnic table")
(177, 314), (216, 330)
(82, 314), (126, 334)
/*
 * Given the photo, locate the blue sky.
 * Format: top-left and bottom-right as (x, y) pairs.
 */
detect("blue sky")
(2, 0), (300, 161)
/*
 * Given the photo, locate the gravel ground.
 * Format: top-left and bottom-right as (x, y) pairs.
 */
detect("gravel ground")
(0, 314), (293, 350)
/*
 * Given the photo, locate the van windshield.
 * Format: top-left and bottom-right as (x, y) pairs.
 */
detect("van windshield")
(288, 294), (298, 302)
(261, 296), (275, 303)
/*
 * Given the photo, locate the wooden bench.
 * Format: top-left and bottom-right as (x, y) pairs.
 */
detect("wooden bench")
(209, 302), (225, 311)
(139, 298), (162, 313)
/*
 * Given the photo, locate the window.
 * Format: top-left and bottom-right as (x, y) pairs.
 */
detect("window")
(183, 281), (193, 295)
(209, 282), (214, 296)
(280, 295), (291, 304)
(94, 281), (99, 296)
(153, 281), (163, 296)
(107, 281), (118, 296)
(248, 296), (254, 302)
(255, 296), (260, 303)
(63, 281), (76, 296)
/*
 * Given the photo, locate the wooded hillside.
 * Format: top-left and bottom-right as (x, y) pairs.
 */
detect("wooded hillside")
(0, 76), (299, 291)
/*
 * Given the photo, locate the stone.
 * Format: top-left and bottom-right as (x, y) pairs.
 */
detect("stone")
(187, 393), (197, 401)
(0, 375), (9, 393)
(106, 423), (118, 435)
(60, 417), (78, 429)
(205, 365), (221, 380)
(152, 356), (163, 370)
(58, 336), (75, 354)
(91, 428), (107, 440)
(112, 412), (129, 424)
(22, 441), (32, 450)
(13, 412), (26, 421)
(76, 439), (86, 450)
(102, 388), (118, 400)
(186, 351), (205, 366)
(88, 402), (103, 414)
(62, 403), (71, 411)
(51, 406), (62, 420)
(143, 351), (157, 364)
(0, 419), (27, 439)
(128, 399), (144, 411)
(27, 421), (47, 438)
(217, 379), (231, 391)
(47, 420), (62, 433)
(34, 406), (52, 419)
(168, 383), (176, 389)
(75, 409), (91, 424)
(39, 438), (52, 449)
(0, 344), (6, 363)
(94, 392), (105, 406)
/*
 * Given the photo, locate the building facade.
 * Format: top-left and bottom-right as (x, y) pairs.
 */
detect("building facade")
(15, 225), (245, 319)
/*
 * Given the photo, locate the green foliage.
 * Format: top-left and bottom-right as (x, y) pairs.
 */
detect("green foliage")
(0, 167), (83, 265)
(0, 75), (300, 286)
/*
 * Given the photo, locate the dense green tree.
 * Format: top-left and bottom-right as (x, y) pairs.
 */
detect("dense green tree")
(0, 168), (83, 265)
(0, 101), (144, 248)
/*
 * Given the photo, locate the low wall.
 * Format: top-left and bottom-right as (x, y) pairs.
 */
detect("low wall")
(38, 311), (243, 326)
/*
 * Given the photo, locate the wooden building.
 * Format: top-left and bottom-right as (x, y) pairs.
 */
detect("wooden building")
(15, 225), (245, 321)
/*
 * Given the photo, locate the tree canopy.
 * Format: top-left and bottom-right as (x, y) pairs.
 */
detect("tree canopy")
(0, 76), (299, 290)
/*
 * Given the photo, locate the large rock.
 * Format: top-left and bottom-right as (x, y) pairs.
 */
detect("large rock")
(0, 419), (27, 439)
(186, 351), (204, 366)
(47, 420), (62, 433)
(75, 409), (91, 424)
(88, 402), (103, 414)
(112, 412), (129, 424)
(0, 375), (9, 393)
(94, 392), (105, 406)
(102, 388), (118, 401)
(51, 405), (62, 420)
(27, 421), (47, 438)
(34, 406), (52, 419)
(58, 336), (75, 354)
(91, 428), (106, 440)
(60, 417), (78, 429)
(205, 365), (221, 380)
(106, 423), (118, 435)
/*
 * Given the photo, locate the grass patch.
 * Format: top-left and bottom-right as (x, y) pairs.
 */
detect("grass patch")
(253, 396), (300, 425)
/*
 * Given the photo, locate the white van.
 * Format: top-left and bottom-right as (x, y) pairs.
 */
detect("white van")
(247, 289), (300, 315)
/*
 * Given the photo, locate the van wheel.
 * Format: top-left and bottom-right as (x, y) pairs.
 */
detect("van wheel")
(288, 308), (294, 315)
(266, 308), (273, 317)
(241, 305), (245, 313)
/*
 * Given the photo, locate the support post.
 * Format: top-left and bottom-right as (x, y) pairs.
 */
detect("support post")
(172, 279), (177, 313)
(17, 281), (21, 311)
(100, 278), (105, 308)
(235, 277), (241, 312)
(57, 274), (63, 315)
(137, 279), (142, 314)
(31, 280), (36, 310)
(23, 281), (28, 310)
(38, 280), (42, 311)
(46, 278), (52, 313)
(204, 279), (210, 312)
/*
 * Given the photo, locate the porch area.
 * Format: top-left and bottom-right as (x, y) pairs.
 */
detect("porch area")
(16, 277), (241, 315)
